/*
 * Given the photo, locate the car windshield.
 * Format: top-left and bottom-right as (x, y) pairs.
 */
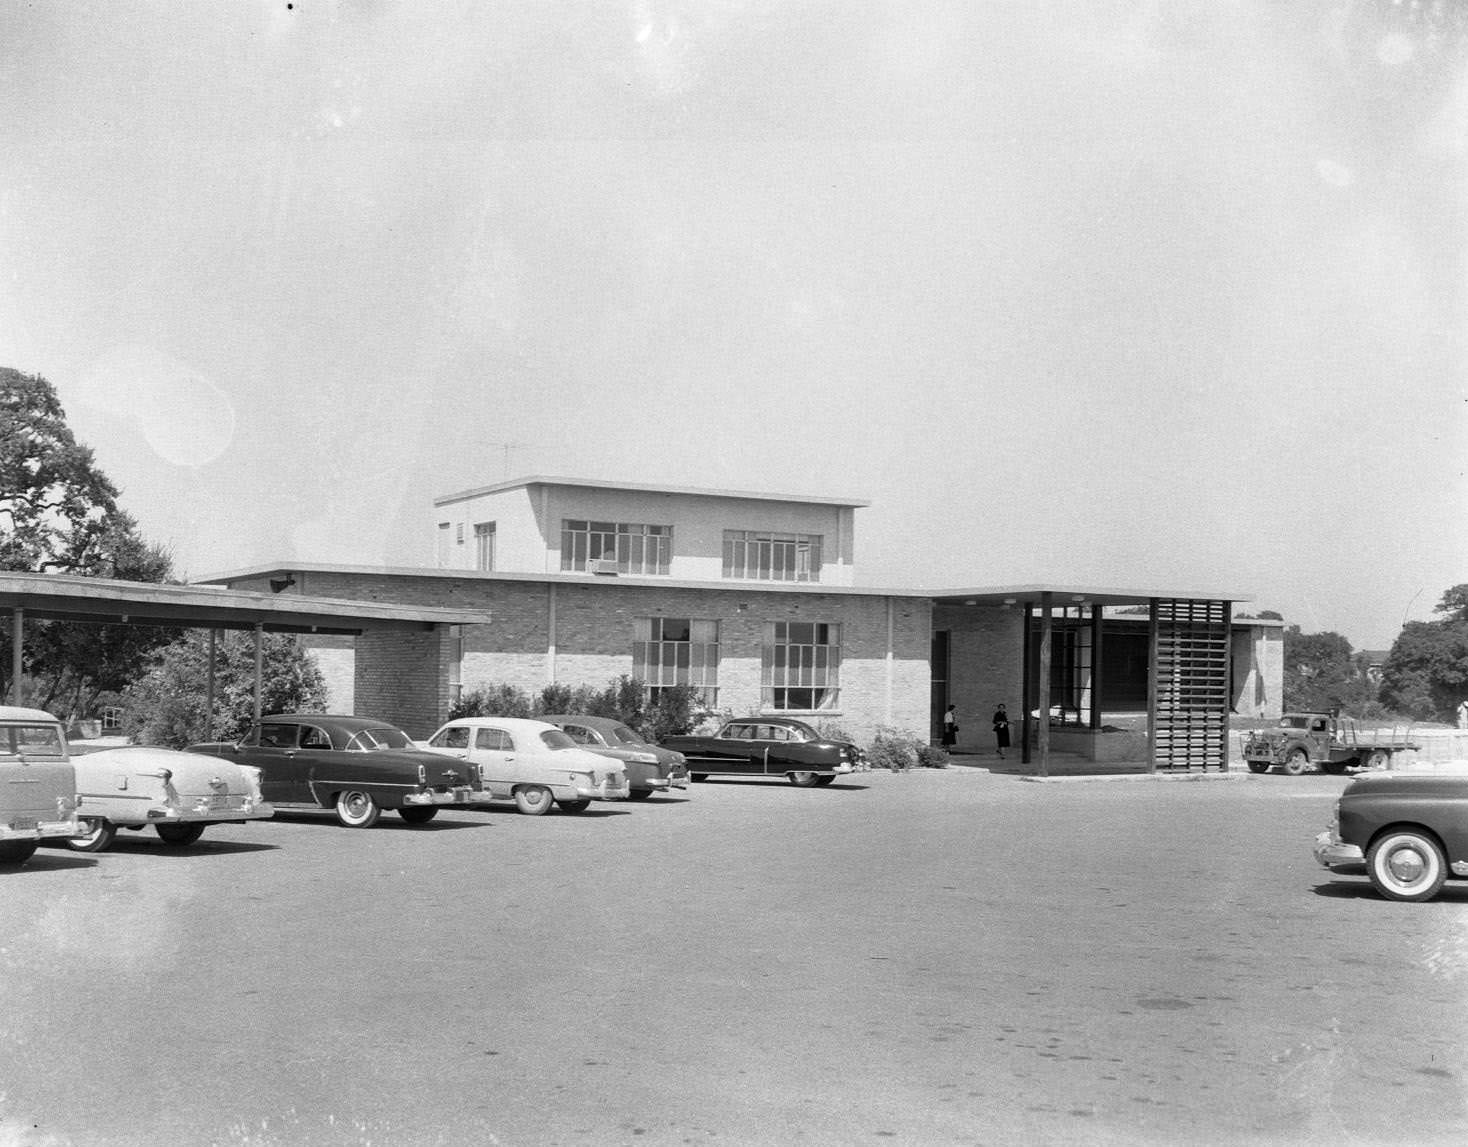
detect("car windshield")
(0, 723), (67, 758)
(347, 726), (414, 751)
(609, 724), (642, 745)
(1277, 716), (1310, 729)
(540, 730), (578, 751)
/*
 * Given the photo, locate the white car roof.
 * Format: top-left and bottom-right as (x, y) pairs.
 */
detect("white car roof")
(0, 706), (62, 723)
(436, 717), (564, 734)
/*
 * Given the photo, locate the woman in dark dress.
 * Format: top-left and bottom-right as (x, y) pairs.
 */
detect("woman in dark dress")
(941, 704), (958, 749)
(992, 703), (1010, 759)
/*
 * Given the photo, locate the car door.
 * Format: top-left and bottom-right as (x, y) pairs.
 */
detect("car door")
(243, 721), (309, 803)
(718, 722), (762, 776)
(462, 726), (518, 792)
(290, 721), (340, 805)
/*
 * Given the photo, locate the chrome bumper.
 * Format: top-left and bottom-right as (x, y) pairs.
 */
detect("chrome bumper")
(1314, 830), (1365, 871)
(404, 786), (479, 806)
(1, 814), (80, 842)
(576, 778), (628, 801)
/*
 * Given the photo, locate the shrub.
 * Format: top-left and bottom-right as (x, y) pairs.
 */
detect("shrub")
(865, 725), (949, 771)
(451, 684), (533, 720)
(641, 683), (707, 741)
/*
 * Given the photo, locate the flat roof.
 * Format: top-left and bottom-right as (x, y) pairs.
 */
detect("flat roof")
(0, 573), (491, 634)
(196, 565), (1259, 614)
(929, 584), (1253, 608)
(432, 474), (871, 509)
(195, 563), (935, 599)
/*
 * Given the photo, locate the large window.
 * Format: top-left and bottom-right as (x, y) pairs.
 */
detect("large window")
(561, 520), (671, 575)
(474, 522), (495, 571)
(723, 530), (823, 582)
(633, 617), (719, 703)
(762, 621), (841, 710)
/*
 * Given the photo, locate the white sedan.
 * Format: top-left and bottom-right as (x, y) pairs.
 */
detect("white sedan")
(422, 717), (628, 815)
(68, 745), (273, 852)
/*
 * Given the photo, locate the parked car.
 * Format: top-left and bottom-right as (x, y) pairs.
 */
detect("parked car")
(539, 714), (689, 800)
(1313, 770), (1468, 901)
(661, 717), (862, 787)
(188, 713), (481, 828)
(421, 717), (628, 814)
(0, 706), (81, 865)
(65, 745), (273, 852)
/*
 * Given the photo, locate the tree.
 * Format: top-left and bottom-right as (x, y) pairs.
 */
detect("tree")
(1433, 584), (1468, 624)
(1282, 627), (1362, 713)
(1380, 616), (1468, 723)
(119, 630), (328, 748)
(1, 367), (180, 713)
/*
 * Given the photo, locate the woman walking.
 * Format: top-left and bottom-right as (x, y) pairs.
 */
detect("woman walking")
(941, 704), (958, 750)
(992, 703), (1010, 760)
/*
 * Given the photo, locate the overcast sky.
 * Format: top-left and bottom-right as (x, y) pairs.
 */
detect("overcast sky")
(3, 1), (1464, 649)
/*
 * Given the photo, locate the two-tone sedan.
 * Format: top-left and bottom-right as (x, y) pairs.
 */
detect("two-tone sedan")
(661, 717), (862, 787)
(422, 717), (628, 814)
(189, 713), (480, 828)
(66, 745), (273, 852)
(540, 714), (689, 800)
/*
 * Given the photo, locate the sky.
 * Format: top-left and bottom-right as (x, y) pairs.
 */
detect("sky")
(2, 0), (1465, 651)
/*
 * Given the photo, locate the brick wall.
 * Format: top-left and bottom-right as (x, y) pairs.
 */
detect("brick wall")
(934, 605), (1025, 754)
(271, 571), (929, 743)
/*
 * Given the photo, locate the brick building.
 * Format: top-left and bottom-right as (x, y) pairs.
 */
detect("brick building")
(199, 476), (1281, 767)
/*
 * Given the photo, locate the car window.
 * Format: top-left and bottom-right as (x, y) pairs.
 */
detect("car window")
(433, 727), (470, 750)
(258, 723), (299, 748)
(541, 730), (578, 751)
(0, 724), (66, 758)
(299, 725), (333, 750)
(476, 727), (511, 751)
(346, 726), (415, 751)
(724, 724), (753, 740)
(1310, 719), (1326, 732)
(562, 724), (595, 745)
(609, 724), (641, 744)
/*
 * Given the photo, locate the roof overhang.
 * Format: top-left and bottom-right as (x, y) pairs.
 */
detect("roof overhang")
(0, 573), (491, 635)
(929, 584), (1251, 609)
(433, 474), (871, 509)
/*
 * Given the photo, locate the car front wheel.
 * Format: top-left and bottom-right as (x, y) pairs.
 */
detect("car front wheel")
(398, 806), (438, 824)
(1246, 762), (1270, 774)
(155, 823), (206, 846)
(513, 786), (553, 815)
(1367, 830), (1448, 902)
(335, 790), (381, 829)
(68, 817), (118, 853)
(1281, 749), (1310, 776)
(789, 771), (819, 787)
(1364, 750), (1389, 770)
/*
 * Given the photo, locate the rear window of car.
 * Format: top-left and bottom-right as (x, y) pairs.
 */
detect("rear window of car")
(561, 724), (596, 745)
(609, 724), (641, 744)
(0, 723), (67, 758)
(541, 730), (578, 751)
(475, 728), (512, 751)
(347, 726), (414, 751)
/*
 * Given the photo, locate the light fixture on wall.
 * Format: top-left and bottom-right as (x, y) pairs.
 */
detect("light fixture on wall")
(269, 576), (296, 593)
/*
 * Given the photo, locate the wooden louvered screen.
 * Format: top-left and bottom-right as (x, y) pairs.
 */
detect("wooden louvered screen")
(1150, 598), (1231, 772)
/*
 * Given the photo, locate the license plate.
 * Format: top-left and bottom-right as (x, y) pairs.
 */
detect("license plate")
(208, 794), (231, 809)
(9, 816), (37, 831)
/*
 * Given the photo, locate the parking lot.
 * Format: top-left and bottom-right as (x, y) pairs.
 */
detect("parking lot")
(3, 767), (1467, 1146)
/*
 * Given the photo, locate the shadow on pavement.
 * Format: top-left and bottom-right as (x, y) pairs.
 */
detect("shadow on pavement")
(1311, 879), (1468, 903)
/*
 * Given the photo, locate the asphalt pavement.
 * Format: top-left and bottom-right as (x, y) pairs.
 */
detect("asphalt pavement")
(2, 768), (1466, 1146)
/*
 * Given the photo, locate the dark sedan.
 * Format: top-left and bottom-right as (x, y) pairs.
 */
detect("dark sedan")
(188, 713), (481, 828)
(660, 717), (861, 787)
(541, 714), (690, 800)
(1314, 770), (1468, 901)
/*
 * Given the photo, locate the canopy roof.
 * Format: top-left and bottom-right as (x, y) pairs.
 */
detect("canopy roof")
(0, 573), (489, 635)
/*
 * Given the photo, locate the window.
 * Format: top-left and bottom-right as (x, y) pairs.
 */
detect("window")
(474, 522), (496, 571)
(561, 520), (671, 575)
(256, 723), (299, 748)
(723, 530), (823, 582)
(455, 523), (464, 545)
(762, 621), (841, 710)
(299, 725), (332, 750)
(475, 727), (512, 751)
(561, 724), (597, 745)
(634, 617), (719, 704)
(433, 727), (470, 750)
(436, 522), (451, 567)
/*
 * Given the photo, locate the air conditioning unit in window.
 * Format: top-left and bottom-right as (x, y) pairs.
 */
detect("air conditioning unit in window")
(590, 559), (620, 576)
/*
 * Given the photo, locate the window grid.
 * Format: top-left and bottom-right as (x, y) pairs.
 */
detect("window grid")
(722, 530), (823, 582)
(561, 520), (672, 575)
(762, 620), (841, 710)
(474, 522), (495, 571)
(633, 617), (719, 704)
